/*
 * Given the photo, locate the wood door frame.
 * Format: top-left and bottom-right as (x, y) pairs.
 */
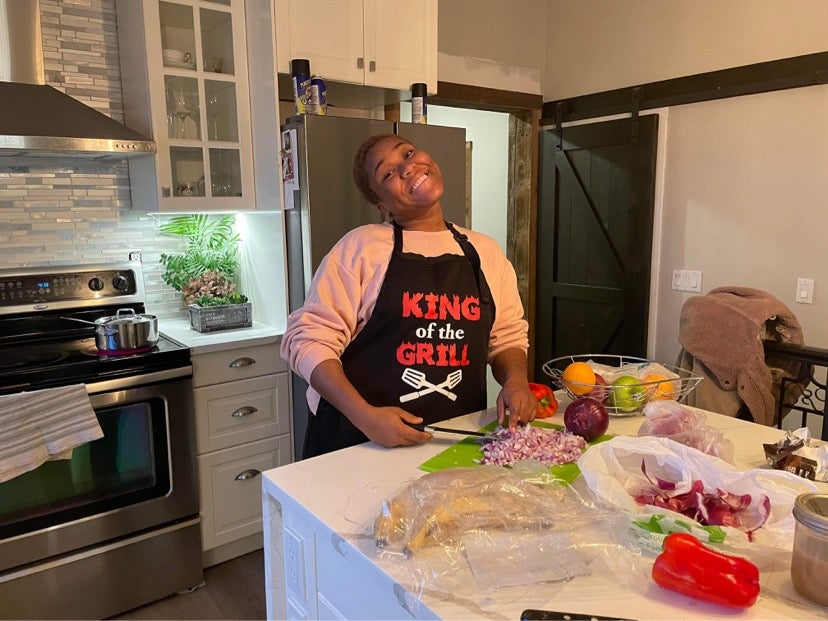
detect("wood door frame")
(422, 81), (544, 376)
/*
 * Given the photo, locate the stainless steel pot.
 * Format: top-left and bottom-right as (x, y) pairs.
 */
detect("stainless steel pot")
(63, 308), (159, 351)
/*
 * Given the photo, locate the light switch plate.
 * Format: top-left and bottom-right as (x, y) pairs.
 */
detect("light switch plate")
(685, 270), (702, 293)
(672, 269), (702, 292)
(796, 277), (814, 304)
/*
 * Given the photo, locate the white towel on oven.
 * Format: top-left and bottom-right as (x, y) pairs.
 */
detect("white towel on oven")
(0, 384), (104, 483)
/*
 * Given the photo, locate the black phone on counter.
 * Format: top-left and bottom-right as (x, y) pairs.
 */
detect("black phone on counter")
(520, 610), (637, 621)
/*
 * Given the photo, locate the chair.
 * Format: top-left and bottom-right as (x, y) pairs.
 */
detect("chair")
(763, 340), (828, 440)
(675, 286), (807, 428)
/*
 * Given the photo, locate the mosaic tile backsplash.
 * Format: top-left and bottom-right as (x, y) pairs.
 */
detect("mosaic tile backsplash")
(0, 0), (222, 319)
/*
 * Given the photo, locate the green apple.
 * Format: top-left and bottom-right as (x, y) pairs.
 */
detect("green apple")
(610, 375), (644, 412)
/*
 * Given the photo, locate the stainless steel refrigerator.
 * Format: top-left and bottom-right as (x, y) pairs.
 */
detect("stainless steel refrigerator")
(282, 114), (467, 458)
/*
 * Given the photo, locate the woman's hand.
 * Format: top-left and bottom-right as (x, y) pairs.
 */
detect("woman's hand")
(490, 348), (535, 429)
(310, 360), (432, 447)
(496, 381), (537, 428)
(357, 405), (433, 448)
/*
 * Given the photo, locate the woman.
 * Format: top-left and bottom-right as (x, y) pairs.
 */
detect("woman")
(281, 134), (536, 458)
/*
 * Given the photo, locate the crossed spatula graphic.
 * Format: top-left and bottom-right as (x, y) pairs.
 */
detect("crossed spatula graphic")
(399, 368), (462, 402)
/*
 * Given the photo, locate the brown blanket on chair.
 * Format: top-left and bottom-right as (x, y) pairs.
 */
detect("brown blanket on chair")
(678, 286), (804, 427)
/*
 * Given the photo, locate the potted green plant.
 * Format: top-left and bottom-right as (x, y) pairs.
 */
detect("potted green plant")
(159, 214), (251, 332)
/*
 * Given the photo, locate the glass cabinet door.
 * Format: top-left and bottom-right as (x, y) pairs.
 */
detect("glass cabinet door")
(155, 0), (250, 207)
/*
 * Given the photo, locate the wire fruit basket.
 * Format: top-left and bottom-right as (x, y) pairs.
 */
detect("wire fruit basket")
(542, 354), (703, 417)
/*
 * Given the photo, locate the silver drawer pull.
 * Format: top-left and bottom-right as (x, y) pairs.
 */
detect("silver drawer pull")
(229, 356), (256, 368)
(231, 406), (258, 418)
(235, 469), (261, 481)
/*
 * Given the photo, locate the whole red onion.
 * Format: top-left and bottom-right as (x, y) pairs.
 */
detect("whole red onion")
(587, 373), (609, 402)
(564, 397), (609, 441)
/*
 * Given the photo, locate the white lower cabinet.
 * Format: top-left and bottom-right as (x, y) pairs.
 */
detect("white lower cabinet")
(274, 499), (436, 621)
(198, 435), (290, 549)
(193, 342), (292, 566)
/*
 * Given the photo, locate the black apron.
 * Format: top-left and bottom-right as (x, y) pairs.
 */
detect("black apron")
(304, 222), (495, 458)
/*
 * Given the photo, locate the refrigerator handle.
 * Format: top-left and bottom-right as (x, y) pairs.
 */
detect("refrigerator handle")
(357, 57), (364, 69)
(369, 60), (376, 72)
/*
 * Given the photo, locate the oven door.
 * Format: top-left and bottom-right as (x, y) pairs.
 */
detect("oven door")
(0, 367), (199, 571)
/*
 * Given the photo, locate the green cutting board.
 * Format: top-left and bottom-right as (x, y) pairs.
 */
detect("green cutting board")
(419, 420), (612, 483)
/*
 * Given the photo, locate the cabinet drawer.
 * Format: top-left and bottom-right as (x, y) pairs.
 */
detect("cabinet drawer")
(192, 343), (286, 387)
(198, 435), (291, 551)
(194, 373), (290, 453)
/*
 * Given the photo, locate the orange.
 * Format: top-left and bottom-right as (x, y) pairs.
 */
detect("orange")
(561, 361), (596, 395)
(643, 373), (678, 400)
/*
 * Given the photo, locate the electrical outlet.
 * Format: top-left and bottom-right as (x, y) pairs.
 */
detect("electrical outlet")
(128, 250), (142, 262)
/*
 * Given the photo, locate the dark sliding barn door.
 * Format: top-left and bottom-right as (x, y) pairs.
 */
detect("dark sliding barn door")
(534, 115), (658, 378)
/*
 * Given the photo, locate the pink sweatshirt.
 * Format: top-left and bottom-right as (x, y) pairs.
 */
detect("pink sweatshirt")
(280, 222), (529, 413)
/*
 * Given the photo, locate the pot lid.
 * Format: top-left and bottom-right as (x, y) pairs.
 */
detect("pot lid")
(96, 309), (155, 325)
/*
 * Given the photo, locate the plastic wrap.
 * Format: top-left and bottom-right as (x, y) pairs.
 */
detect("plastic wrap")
(371, 462), (654, 604)
(638, 400), (735, 462)
(578, 435), (819, 563)
(373, 464), (562, 556)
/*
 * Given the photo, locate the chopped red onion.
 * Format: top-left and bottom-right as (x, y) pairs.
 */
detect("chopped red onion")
(479, 425), (586, 467)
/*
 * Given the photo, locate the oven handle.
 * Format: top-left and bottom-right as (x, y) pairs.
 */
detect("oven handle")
(84, 366), (193, 395)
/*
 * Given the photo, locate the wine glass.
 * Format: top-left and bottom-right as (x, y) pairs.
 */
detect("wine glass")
(173, 86), (191, 139)
(207, 93), (220, 140)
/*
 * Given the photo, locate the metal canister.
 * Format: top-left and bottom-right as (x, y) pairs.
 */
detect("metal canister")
(308, 75), (327, 115)
(791, 493), (828, 606)
(290, 58), (311, 115)
(411, 82), (427, 124)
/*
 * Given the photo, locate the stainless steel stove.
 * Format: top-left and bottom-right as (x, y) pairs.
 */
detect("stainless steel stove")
(0, 263), (203, 620)
(0, 264), (190, 393)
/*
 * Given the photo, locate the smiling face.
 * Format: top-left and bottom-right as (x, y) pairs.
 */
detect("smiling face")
(364, 137), (445, 230)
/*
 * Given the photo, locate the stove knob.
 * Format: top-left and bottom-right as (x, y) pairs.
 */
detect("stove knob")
(88, 277), (105, 291)
(112, 275), (130, 291)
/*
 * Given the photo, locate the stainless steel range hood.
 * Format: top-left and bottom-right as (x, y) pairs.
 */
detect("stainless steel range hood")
(0, 0), (155, 159)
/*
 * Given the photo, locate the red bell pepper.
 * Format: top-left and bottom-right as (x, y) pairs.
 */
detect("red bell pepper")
(528, 382), (558, 418)
(652, 532), (760, 609)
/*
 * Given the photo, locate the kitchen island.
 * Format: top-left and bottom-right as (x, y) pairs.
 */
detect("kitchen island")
(262, 405), (827, 620)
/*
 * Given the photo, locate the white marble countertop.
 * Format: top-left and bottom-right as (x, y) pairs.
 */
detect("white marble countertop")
(263, 403), (828, 620)
(159, 317), (281, 354)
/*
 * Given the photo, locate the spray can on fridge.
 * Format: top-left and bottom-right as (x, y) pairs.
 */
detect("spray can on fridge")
(411, 82), (427, 124)
(308, 75), (328, 115)
(290, 58), (311, 115)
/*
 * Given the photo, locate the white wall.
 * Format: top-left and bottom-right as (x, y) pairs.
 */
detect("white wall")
(653, 83), (828, 362)
(439, 0), (547, 85)
(544, 0), (828, 100)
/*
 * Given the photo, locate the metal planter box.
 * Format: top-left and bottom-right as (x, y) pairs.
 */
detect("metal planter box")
(188, 302), (252, 333)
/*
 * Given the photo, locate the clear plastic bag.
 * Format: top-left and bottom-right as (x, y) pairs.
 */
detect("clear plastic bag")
(371, 462), (653, 601)
(373, 464), (563, 556)
(638, 399), (735, 462)
(578, 435), (819, 561)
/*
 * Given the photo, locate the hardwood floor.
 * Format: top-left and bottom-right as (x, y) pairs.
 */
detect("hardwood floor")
(110, 549), (266, 620)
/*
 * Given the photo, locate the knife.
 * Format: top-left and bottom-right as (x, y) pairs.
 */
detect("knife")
(521, 610), (637, 621)
(423, 425), (493, 438)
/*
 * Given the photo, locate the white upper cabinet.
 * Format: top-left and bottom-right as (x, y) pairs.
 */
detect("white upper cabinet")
(275, 0), (437, 93)
(117, 0), (257, 211)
